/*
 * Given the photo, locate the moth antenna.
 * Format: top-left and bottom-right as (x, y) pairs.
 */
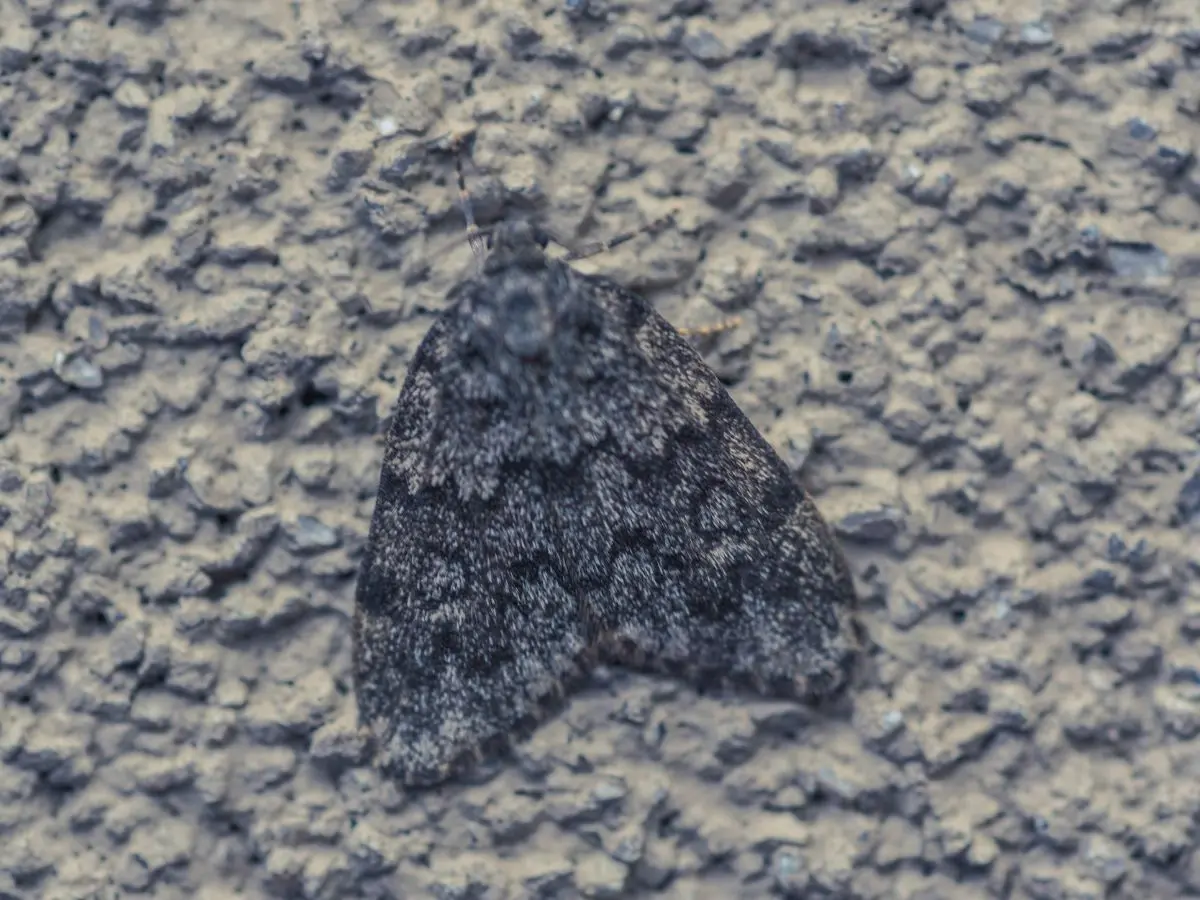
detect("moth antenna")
(560, 209), (679, 263)
(450, 131), (488, 267)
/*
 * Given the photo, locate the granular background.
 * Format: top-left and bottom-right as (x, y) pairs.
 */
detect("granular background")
(1, 0), (1199, 897)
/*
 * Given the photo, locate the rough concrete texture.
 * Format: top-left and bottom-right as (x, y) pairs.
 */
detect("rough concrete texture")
(1, 0), (1200, 897)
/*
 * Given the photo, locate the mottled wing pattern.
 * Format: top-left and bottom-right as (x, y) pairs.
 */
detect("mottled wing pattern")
(559, 273), (858, 696)
(353, 320), (589, 786)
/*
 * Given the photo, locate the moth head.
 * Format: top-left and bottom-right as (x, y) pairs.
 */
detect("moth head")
(483, 219), (552, 274)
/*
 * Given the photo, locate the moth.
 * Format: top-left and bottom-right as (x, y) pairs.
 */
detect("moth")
(354, 142), (859, 786)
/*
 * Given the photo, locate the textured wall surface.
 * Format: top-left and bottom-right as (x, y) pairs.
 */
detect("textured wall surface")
(2, 0), (1200, 897)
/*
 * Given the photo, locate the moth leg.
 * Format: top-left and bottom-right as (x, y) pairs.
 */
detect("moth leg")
(677, 315), (743, 339)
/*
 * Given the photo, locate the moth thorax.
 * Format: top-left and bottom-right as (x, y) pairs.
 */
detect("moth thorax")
(499, 285), (555, 362)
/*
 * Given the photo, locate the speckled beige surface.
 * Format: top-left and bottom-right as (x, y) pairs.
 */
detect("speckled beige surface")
(2, 0), (1200, 898)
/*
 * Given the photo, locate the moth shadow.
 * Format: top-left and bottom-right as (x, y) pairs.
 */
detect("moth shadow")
(388, 644), (863, 795)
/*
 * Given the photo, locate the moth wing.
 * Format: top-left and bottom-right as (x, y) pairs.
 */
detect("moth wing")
(353, 320), (588, 786)
(564, 277), (859, 697)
